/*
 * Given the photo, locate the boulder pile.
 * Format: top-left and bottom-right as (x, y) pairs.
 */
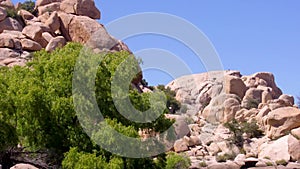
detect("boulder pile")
(0, 0), (129, 67)
(166, 70), (300, 168)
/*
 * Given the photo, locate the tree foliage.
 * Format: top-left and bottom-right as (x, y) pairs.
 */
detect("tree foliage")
(0, 43), (177, 168)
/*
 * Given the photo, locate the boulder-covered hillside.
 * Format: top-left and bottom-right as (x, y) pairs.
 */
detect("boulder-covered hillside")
(0, 0), (299, 169)
(165, 70), (300, 168)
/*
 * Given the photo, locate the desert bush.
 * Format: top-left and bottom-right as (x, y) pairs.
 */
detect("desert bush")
(216, 153), (235, 162)
(165, 153), (190, 169)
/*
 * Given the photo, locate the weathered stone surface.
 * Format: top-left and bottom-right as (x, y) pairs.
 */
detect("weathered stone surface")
(252, 72), (282, 99)
(45, 11), (60, 32)
(291, 127), (300, 139)
(42, 32), (53, 42)
(10, 163), (38, 169)
(258, 135), (290, 162)
(0, 33), (14, 48)
(243, 88), (264, 105)
(278, 94), (294, 105)
(35, 0), (62, 7)
(0, 0), (14, 9)
(256, 106), (271, 124)
(2, 30), (25, 39)
(21, 39), (42, 51)
(22, 24), (48, 47)
(45, 36), (66, 52)
(0, 17), (23, 33)
(18, 9), (37, 22)
(264, 107), (300, 139)
(202, 94), (241, 123)
(37, 2), (60, 15)
(173, 138), (188, 153)
(261, 90), (272, 104)
(224, 75), (247, 99)
(288, 134), (300, 161)
(0, 6), (7, 21)
(68, 15), (102, 43)
(85, 24), (118, 50)
(60, 0), (100, 19)
(0, 48), (19, 60)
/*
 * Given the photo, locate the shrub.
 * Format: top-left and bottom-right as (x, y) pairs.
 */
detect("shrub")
(165, 153), (190, 169)
(276, 159), (287, 166)
(199, 161), (207, 167)
(6, 8), (18, 18)
(265, 162), (274, 166)
(224, 119), (263, 147)
(244, 98), (260, 109)
(216, 153), (235, 162)
(19, 0), (35, 13)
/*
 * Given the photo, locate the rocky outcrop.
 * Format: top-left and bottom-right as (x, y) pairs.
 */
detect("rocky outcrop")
(0, 0), (130, 68)
(165, 70), (299, 169)
(264, 107), (300, 139)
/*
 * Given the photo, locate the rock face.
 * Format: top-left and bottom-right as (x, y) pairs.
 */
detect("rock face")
(0, 17), (23, 33)
(264, 107), (300, 139)
(60, 0), (100, 19)
(258, 135), (290, 162)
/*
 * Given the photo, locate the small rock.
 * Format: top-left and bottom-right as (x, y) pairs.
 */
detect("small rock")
(45, 36), (66, 52)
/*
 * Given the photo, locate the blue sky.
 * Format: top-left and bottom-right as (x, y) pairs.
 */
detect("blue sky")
(13, 0), (300, 99)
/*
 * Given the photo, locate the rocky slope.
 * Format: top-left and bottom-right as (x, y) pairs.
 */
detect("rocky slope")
(0, 0), (129, 67)
(166, 70), (300, 169)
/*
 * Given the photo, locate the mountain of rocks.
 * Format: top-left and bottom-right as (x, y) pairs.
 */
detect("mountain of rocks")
(165, 70), (300, 169)
(0, 0), (129, 67)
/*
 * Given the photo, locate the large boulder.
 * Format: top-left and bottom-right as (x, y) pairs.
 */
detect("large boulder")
(224, 75), (247, 99)
(45, 11), (60, 32)
(258, 135), (290, 162)
(0, 33), (14, 48)
(37, 2), (61, 15)
(0, 17), (23, 33)
(264, 107), (300, 139)
(22, 24), (48, 47)
(21, 39), (43, 51)
(59, 13), (102, 43)
(0, 6), (7, 21)
(202, 94), (241, 123)
(60, 0), (100, 19)
(252, 72), (282, 99)
(288, 134), (300, 161)
(18, 9), (38, 24)
(68, 15), (102, 43)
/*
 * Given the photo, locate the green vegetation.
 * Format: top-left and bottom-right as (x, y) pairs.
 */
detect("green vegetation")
(265, 162), (274, 166)
(199, 161), (207, 167)
(243, 98), (260, 109)
(165, 153), (191, 169)
(224, 119), (263, 147)
(276, 159), (288, 166)
(0, 43), (177, 168)
(18, 0), (35, 13)
(6, 8), (18, 18)
(156, 85), (181, 114)
(216, 153), (235, 162)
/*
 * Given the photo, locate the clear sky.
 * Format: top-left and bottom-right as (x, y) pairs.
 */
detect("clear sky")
(13, 0), (300, 99)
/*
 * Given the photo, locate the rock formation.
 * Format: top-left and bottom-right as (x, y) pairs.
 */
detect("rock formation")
(165, 70), (300, 168)
(0, 0), (129, 67)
